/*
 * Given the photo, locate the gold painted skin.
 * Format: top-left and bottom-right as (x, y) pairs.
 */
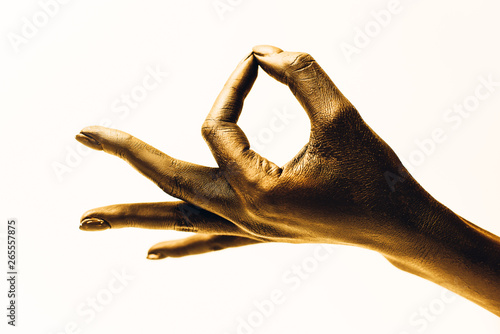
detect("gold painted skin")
(76, 45), (500, 316)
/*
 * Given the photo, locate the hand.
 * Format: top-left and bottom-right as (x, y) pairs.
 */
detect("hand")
(76, 45), (414, 253)
(77, 45), (500, 315)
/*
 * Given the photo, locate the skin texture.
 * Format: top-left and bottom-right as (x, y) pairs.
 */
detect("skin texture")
(76, 45), (500, 316)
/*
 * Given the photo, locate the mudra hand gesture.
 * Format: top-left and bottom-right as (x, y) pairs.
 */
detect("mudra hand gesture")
(76, 45), (500, 316)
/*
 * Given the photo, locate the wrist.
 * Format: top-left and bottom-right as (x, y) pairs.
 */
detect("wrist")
(383, 191), (500, 315)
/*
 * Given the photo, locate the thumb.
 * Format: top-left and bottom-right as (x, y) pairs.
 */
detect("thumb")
(252, 45), (355, 130)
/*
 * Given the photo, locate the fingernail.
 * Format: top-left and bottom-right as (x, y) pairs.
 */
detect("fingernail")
(80, 218), (111, 231)
(147, 253), (160, 260)
(252, 45), (283, 57)
(75, 132), (103, 151)
(239, 51), (254, 63)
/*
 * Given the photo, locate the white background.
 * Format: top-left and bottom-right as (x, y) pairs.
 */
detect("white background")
(1, 0), (500, 333)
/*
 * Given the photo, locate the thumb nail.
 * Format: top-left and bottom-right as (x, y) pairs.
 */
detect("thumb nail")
(252, 45), (283, 57)
(80, 218), (111, 231)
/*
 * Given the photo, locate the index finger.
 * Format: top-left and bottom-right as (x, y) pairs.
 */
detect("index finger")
(201, 52), (258, 166)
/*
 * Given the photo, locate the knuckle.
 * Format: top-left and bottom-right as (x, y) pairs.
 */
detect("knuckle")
(174, 204), (199, 232)
(111, 131), (135, 159)
(209, 242), (224, 252)
(162, 173), (183, 197)
(121, 135), (138, 153)
(201, 119), (220, 141)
